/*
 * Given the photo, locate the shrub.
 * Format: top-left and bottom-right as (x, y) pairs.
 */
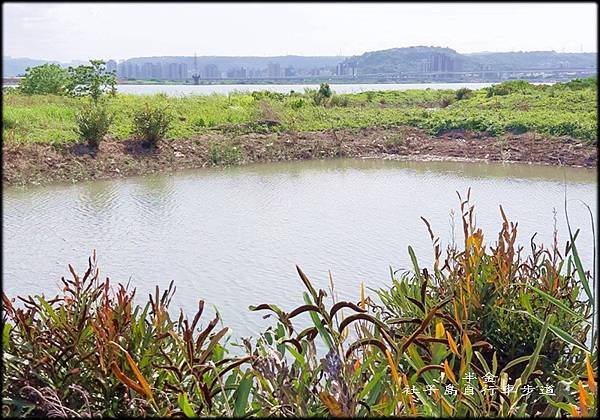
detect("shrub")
(65, 60), (117, 101)
(2, 253), (251, 417)
(289, 98), (306, 110)
(74, 100), (114, 149)
(328, 94), (349, 107)
(384, 130), (406, 147)
(318, 82), (332, 98)
(562, 77), (597, 90)
(455, 87), (473, 101)
(251, 90), (285, 101)
(486, 80), (534, 97)
(208, 140), (243, 165)
(132, 103), (173, 147)
(18, 64), (68, 96)
(439, 97), (455, 107)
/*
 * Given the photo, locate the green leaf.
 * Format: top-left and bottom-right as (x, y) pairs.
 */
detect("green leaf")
(520, 315), (550, 385)
(2, 323), (12, 351)
(233, 374), (253, 417)
(177, 392), (196, 418)
(569, 229), (593, 302)
(285, 343), (306, 369)
(37, 296), (59, 323)
(500, 355), (531, 375)
(303, 292), (333, 350)
(524, 311), (588, 352)
(408, 246), (423, 282)
(521, 284), (590, 324)
(358, 364), (387, 400)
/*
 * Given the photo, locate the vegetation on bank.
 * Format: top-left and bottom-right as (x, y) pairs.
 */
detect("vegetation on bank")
(3, 77), (597, 146)
(2, 196), (597, 417)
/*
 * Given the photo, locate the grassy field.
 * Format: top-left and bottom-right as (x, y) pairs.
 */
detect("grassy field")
(2, 78), (597, 145)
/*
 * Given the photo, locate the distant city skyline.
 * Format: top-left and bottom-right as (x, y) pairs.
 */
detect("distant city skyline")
(2, 2), (597, 62)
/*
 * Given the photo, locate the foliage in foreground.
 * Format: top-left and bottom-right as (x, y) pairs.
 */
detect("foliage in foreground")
(2, 196), (597, 417)
(2, 78), (597, 144)
(74, 100), (114, 149)
(132, 101), (174, 147)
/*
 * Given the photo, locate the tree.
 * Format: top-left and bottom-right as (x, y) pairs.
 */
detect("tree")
(318, 82), (332, 98)
(17, 64), (68, 95)
(65, 60), (117, 102)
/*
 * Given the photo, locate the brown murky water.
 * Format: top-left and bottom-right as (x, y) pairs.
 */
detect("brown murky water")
(3, 158), (596, 338)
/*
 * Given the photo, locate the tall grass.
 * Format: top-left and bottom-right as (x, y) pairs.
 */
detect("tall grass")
(2, 79), (597, 145)
(2, 196), (597, 417)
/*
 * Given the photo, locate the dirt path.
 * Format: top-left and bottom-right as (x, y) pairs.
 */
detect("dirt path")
(2, 126), (596, 187)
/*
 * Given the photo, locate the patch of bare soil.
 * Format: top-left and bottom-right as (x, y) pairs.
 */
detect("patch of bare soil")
(2, 127), (596, 187)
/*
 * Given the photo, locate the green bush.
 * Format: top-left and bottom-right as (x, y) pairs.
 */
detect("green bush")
(132, 103), (173, 147)
(208, 140), (244, 165)
(455, 87), (473, 101)
(562, 77), (597, 90)
(18, 64), (69, 96)
(65, 60), (117, 101)
(486, 80), (535, 97)
(328, 94), (349, 107)
(74, 100), (114, 149)
(318, 82), (332, 98)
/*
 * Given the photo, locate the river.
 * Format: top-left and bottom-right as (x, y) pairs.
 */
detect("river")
(3, 81), (544, 96)
(115, 82), (495, 96)
(3, 158), (596, 339)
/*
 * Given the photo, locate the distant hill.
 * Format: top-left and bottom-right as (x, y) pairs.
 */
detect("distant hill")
(464, 51), (597, 70)
(2, 56), (88, 77)
(341, 46), (469, 73)
(4, 48), (596, 78)
(123, 55), (346, 70)
(341, 46), (597, 74)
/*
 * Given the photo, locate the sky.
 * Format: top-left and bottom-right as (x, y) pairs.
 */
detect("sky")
(2, 2), (598, 62)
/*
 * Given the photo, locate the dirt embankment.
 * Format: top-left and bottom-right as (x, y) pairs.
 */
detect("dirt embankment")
(2, 126), (597, 187)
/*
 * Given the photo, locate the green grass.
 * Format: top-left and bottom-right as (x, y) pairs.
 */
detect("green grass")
(2, 78), (597, 145)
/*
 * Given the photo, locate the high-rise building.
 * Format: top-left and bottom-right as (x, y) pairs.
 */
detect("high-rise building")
(117, 62), (139, 79)
(203, 64), (220, 79)
(141, 62), (153, 79)
(151, 63), (162, 79)
(167, 63), (178, 80)
(267, 62), (281, 78)
(431, 54), (454, 72)
(336, 63), (358, 76)
(284, 66), (296, 77)
(106, 60), (117, 75)
(177, 63), (188, 80)
(226, 67), (247, 79)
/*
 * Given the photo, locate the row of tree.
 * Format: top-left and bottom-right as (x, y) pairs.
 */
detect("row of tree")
(17, 60), (117, 101)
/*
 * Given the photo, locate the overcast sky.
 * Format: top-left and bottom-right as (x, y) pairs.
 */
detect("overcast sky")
(3, 2), (597, 62)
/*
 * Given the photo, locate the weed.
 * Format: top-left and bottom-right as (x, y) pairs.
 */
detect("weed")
(74, 99), (114, 149)
(132, 102), (173, 147)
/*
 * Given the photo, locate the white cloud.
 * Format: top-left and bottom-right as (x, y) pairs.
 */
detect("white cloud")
(2, 2), (597, 61)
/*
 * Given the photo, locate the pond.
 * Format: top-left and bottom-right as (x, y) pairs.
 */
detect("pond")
(3, 158), (596, 339)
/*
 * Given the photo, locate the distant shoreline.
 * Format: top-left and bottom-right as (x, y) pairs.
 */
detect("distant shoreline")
(1, 78), (567, 87)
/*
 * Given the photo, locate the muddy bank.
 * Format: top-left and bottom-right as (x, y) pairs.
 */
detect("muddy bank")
(2, 127), (597, 187)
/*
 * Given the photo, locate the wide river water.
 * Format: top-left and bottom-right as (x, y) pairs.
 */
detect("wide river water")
(3, 159), (596, 339)
(115, 82), (495, 96)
